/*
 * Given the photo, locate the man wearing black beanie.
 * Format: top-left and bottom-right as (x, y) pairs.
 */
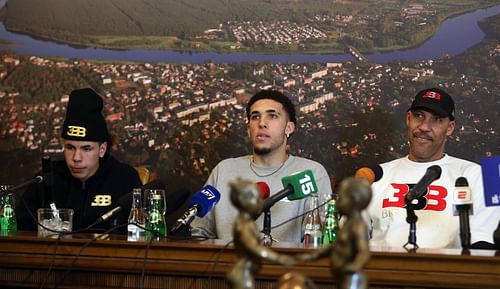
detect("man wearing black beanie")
(17, 88), (142, 232)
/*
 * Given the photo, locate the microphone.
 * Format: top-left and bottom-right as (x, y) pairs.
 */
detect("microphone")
(89, 184), (191, 231)
(3, 157), (52, 196)
(95, 192), (134, 224)
(171, 185), (221, 233)
(453, 177), (473, 248)
(355, 164), (383, 184)
(258, 181), (272, 245)
(405, 165), (442, 202)
(4, 175), (44, 195)
(98, 207), (123, 223)
(256, 181), (270, 200)
(262, 169), (317, 212)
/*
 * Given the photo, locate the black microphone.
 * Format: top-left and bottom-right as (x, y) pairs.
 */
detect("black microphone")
(98, 207), (123, 223)
(3, 158), (52, 196)
(453, 177), (473, 249)
(4, 175), (44, 195)
(405, 165), (442, 202)
(95, 192), (133, 224)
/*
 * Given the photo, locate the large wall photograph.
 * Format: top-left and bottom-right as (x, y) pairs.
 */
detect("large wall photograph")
(0, 0), (499, 193)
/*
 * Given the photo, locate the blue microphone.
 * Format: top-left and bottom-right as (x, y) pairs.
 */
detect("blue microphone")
(171, 185), (221, 232)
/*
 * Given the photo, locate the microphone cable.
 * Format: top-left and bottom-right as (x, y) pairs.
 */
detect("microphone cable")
(22, 196), (329, 288)
(270, 198), (329, 231)
(20, 191), (214, 288)
(202, 240), (233, 289)
(139, 231), (155, 289)
(185, 239), (233, 289)
(52, 223), (129, 289)
(38, 234), (63, 289)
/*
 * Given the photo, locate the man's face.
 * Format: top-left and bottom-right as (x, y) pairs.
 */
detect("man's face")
(63, 139), (107, 181)
(406, 109), (455, 162)
(247, 99), (295, 156)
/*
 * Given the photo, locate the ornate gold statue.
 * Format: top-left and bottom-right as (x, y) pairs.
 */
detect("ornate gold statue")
(227, 179), (294, 289)
(296, 177), (372, 289)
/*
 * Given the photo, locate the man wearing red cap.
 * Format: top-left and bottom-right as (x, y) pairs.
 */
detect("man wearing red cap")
(17, 88), (141, 232)
(365, 87), (499, 249)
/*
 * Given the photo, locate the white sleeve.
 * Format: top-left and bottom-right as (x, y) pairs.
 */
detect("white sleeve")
(468, 165), (500, 244)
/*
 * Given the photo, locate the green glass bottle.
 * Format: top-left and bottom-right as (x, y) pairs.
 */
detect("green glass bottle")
(0, 193), (17, 233)
(146, 193), (166, 239)
(322, 197), (339, 245)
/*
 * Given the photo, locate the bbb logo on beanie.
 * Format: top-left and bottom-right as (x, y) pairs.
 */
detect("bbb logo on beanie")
(62, 88), (109, 142)
(66, 126), (87, 137)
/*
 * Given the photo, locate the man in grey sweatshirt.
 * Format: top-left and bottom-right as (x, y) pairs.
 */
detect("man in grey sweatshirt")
(190, 90), (332, 243)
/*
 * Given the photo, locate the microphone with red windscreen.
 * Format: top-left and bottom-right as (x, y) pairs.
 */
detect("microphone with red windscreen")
(256, 181), (270, 200)
(257, 181), (272, 245)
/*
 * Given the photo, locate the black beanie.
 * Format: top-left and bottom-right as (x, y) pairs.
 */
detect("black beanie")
(61, 88), (109, 142)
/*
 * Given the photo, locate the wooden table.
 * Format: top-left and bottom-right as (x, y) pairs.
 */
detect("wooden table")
(0, 232), (498, 289)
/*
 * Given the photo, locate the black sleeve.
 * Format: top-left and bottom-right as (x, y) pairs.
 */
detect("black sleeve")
(15, 182), (43, 231)
(107, 164), (142, 233)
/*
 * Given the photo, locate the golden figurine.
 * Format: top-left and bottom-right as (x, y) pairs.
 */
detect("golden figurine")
(227, 179), (294, 289)
(296, 177), (372, 289)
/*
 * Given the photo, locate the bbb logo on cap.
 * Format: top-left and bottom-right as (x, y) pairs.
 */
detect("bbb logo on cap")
(423, 91), (441, 100)
(66, 126), (87, 137)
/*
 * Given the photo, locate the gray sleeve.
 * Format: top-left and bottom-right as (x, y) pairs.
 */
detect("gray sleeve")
(190, 209), (217, 239)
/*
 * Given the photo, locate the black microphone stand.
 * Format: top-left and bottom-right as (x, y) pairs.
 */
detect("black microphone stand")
(404, 197), (419, 250)
(457, 205), (471, 249)
(262, 209), (273, 247)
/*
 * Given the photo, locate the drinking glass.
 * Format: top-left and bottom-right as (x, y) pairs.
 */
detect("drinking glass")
(143, 189), (166, 217)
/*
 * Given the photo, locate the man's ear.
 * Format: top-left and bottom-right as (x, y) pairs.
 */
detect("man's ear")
(99, 142), (107, 158)
(446, 120), (456, 136)
(285, 121), (295, 137)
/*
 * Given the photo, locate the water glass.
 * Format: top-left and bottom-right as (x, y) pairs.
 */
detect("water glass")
(143, 189), (166, 216)
(37, 208), (73, 236)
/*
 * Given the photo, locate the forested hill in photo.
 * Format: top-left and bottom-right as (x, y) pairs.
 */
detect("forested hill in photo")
(0, 0), (339, 38)
(1, 0), (498, 52)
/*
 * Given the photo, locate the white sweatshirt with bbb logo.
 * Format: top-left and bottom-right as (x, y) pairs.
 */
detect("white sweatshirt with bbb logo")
(366, 154), (499, 249)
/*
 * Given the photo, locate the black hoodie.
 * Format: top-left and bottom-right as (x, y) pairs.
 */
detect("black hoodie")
(16, 154), (141, 233)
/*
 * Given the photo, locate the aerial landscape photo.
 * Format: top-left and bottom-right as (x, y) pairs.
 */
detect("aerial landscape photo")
(0, 0), (498, 192)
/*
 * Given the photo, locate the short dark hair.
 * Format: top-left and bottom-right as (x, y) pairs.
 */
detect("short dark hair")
(246, 90), (297, 125)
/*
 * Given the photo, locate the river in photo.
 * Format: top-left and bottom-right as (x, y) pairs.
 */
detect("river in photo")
(0, 1), (499, 64)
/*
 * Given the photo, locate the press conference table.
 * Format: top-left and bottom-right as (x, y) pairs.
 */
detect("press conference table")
(0, 232), (498, 289)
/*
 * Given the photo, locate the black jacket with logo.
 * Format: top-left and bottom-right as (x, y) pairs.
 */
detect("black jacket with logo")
(16, 154), (141, 233)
